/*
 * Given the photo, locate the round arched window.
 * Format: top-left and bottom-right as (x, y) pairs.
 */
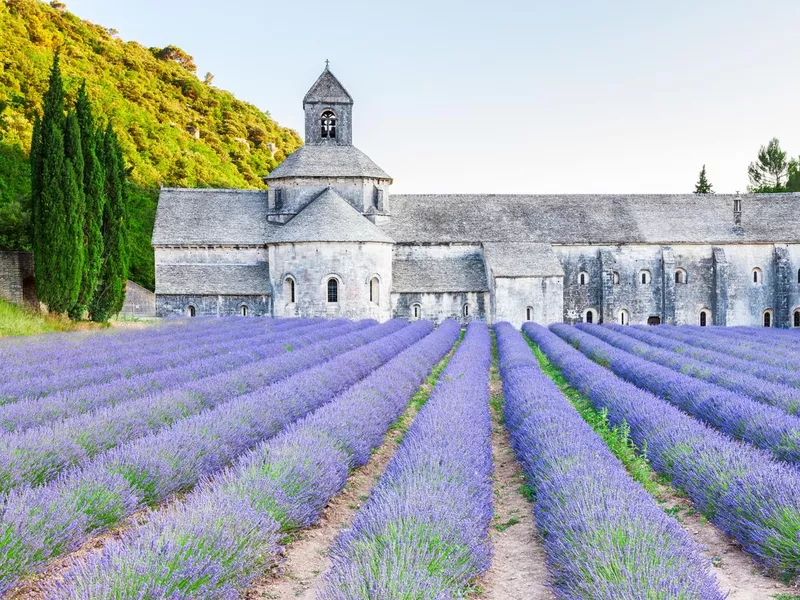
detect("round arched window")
(187, 305), (196, 318)
(327, 278), (339, 303)
(752, 268), (763, 284)
(321, 110), (337, 139)
(240, 305), (248, 317)
(411, 303), (422, 320)
(640, 270), (651, 285)
(675, 268), (687, 284)
(618, 309), (629, 325)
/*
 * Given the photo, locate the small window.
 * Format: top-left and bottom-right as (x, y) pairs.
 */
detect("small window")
(274, 189), (283, 211)
(700, 310), (708, 327)
(584, 309), (596, 324)
(286, 277), (296, 303)
(579, 271), (588, 286)
(752, 268), (763, 284)
(675, 268), (687, 284)
(640, 270), (651, 285)
(612, 271), (620, 285)
(240, 305), (248, 317)
(794, 310), (800, 328)
(187, 305), (196, 318)
(526, 306), (533, 321)
(763, 309), (772, 328)
(618, 309), (629, 325)
(369, 277), (380, 305)
(463, 303), (469, 317)
(412, 303), (421, 320)
(797, 269), (800, 284)
(327, 278), (339, 303)
(321, 110), (336, 139)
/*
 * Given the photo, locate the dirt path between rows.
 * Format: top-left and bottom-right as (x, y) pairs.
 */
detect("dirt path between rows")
(473, 354), (554, 600)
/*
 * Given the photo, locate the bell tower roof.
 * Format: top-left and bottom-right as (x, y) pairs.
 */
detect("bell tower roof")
(303, 64), (353, 107)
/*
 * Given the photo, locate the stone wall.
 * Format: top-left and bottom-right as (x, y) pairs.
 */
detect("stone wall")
(392, 291), (488, 325)
(156, 294), (271, 317)
(492, 276), (563, 328)
(267, 176), (390, 221)
(120, 281), (155, 318)
(0, 251), (36, 307)
(269, 241), (393, 321)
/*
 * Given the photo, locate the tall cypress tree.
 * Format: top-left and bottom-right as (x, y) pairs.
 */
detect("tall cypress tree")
(64, 109), (86, 319)
(91, 123), (129, 321)
(29, 114), (43, 261)
(72, 82), (104, 319)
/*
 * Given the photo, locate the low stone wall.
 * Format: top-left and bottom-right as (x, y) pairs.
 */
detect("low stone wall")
(0, 251), (36, 307)
(120, 281), (156, 318)
(156, 294), (271, 317)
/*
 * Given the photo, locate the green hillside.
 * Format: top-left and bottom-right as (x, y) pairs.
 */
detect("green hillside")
(0, 0), (302, 289)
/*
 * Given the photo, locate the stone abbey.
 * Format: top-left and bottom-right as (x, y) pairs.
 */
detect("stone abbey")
(153, 66), (800, 328)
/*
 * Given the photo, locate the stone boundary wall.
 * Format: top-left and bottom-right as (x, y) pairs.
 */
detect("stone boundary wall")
(0, 251), (36, 307)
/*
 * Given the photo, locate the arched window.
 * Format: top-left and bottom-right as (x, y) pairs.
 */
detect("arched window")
(763, 309), (773, 327)
(327, 278), (339, 303)
(579, 271), (588, 285)
(412, 303), (421, 320)
(797, 269), (800, 284)
(187, 305), (196, 318)
(321, 110), (336, 139)
(640, 270), (651, 285)
(526, 307), (533, 322)
(240, 305), (248, 317)
(752, 268), (763, 284)
(618, 309), (629, 325)
(794, 310), (800, 328)
(463, 303), (469, 317)
(584, 308), (596, 324)
(700, 310), (709, 327)
(369, 277), (380, 305)
(285, 276), (296, 303)
(612, 271), (620, 285)
(675, 268), (687, 284)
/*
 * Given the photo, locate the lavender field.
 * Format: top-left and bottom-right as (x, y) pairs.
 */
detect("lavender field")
(0, 317), (798, 599)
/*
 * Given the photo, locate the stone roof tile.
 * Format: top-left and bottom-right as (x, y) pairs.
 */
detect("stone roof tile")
(483, 242), (564, 277)
(265, 145), (391, 180)
(303, 67), (353, 105)
(155, 263), (270, 295)
(392, 249), (488, 293)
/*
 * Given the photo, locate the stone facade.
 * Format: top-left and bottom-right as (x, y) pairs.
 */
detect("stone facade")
(119, 280), (156, 318)
(0, 251), (36, 307)
(152, 66), (800, 328)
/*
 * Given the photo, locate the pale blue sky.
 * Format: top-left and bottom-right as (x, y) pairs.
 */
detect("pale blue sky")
(65, 0), (800, 194)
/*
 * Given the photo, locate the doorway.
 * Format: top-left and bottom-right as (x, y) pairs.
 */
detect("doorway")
(647, 316), (661, 326)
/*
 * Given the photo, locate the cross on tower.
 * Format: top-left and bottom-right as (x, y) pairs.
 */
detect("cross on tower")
(325, 59), (330, 69)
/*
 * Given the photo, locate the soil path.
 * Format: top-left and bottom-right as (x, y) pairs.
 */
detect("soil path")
(655, 483), (799, 599)
(474, 352), (554, 600)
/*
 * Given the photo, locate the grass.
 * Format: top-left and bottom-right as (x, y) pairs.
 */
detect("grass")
(0, 299), (106, 337)
(524, 333), (660, 496)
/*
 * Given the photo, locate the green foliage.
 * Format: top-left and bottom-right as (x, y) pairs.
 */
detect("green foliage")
(748, 137), (790, 192)
(0, 298), (99, 336)
(0, 0), (302, 288)
(693, 164), (713, 194)
(788, 158), (800, 193)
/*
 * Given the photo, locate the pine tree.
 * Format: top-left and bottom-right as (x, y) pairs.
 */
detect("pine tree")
(73, 82), (105, 319)
(91, 124), (129, 321)
(694, 165), (714, 194)
(748, 138), (788, 192)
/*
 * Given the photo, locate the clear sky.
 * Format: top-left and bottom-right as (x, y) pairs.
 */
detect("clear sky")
(63, 0), (800, 194)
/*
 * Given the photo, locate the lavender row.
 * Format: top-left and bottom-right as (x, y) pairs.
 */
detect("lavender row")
(0, 317), (302, 392)
(0, 319), (355, 434)
(321, 322), (493, 599)
(640, 325), (800, 371)
(0, 319), (428, 593)
(49, 321), (462, 599)
(554, 324), (800, 465)
(582, 323), (800, 413)
(525, 322), (800, 578)
(0, 321), (375, 492)
(605, 323), (800, 390)
(496, 323), (722, 599)
(0, 316), (230, 367)
(0, 319), (316, 403)
(699, 325), (800, 349)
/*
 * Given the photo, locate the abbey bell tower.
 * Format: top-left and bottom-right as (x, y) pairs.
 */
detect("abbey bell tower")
(303, 63), (353, 146)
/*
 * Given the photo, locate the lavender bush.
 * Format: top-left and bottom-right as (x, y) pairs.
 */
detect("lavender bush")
(604, 323), (800, 390)
(0, 319), (428, 593)
(553, 324), (800, 464)
(49, 320), (462, 599)
(580, 323), (800, 412)
(0, 320), (373, 492)
(320, 322), (493, 599)
(496, 323), (723, 599)
(525, 322), (800, 579)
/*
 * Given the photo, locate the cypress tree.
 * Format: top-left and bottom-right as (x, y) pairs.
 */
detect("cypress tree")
(29, 114), (43, 261)
(694, 165), (714, 194)
(64, 110), (86, 319)
(72, 83), (104, 319)
(91, 124), (129, 321)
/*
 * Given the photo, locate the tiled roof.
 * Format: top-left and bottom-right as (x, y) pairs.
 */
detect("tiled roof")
(392, 248), (488, 293)
(155, 263), (270, 295)
(483, 242), (565, 277)
(265, 145), (391, 180)
(303, 67), (353, 105)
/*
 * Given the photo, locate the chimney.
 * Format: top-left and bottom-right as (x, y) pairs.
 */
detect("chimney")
(733, 193), (742, 226)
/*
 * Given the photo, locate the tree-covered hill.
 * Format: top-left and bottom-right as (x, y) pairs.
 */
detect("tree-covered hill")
(0, 0), (302, 289)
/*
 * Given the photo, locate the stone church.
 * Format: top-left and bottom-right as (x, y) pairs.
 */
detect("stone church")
(153, 66), (800, 328)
